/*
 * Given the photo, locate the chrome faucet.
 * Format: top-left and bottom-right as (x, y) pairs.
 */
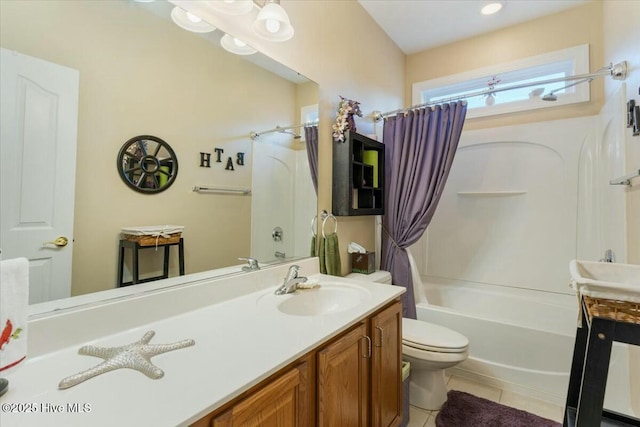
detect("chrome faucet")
(274, 265), (308, 295)
(600, 249), (615, 263)
(239, 257), (260, 271)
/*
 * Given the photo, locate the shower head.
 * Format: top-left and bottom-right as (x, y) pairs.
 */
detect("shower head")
(278, 128), (302, 139)
(541, 77), (593, 102)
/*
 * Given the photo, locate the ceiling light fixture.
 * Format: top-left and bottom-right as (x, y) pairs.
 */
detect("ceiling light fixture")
(481, 2), (503, 15)
(171, 7), (216, 33)
(220, 33), (257, 55)
(209, 0), (254, 16)
(252, 0), (294, 42)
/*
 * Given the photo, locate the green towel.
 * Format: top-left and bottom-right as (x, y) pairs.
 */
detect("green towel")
(310, 235), (317, 257)
(319, 236), (326, 274)
(323, 233), (342, 277)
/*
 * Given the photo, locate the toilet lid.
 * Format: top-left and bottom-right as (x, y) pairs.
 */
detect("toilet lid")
(402, 318), (468, 353)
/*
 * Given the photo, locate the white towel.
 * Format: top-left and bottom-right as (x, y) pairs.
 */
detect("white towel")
(0, 258), (29, 375)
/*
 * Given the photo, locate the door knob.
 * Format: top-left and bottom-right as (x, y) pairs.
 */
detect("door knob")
(43, 236), (69, 247)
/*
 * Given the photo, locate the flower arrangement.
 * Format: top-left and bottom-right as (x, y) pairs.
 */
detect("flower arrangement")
(487, 75), (502, 91)
(484, 76), (502, 106)
(332, 95), (362, 142)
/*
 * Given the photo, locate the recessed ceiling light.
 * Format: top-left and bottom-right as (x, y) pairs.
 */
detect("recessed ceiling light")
(481, 2), (503, 15)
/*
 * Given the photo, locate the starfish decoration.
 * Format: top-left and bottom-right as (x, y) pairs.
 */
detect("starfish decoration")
(58, 331), (195, 389)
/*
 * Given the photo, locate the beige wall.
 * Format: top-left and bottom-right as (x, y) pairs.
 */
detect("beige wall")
(178, 0), (407, 275)
(405, 0), (638, 263)
(1, 0), (308, 294)
(406, 1), (604, 130)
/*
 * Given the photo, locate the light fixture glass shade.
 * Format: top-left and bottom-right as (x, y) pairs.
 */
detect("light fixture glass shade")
(220, 34), (257, 55)
(170, 7), (216, 33)
(209, 0), (254, 15)
(481, 2), (503, 15)
(252, 3), (294, 42)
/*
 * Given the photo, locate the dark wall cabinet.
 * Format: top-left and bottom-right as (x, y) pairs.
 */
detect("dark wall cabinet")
(333, 131), (385, 216)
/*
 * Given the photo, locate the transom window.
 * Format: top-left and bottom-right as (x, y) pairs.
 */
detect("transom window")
(413, 45), (590, 118)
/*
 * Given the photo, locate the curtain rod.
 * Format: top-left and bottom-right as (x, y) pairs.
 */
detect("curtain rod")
(373, 61), (628, 121)
(250, 120), (319, 140)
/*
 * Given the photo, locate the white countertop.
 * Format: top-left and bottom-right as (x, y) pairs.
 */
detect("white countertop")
(1, 260), (404, 426)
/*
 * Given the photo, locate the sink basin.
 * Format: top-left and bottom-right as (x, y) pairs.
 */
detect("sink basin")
(258, 283), (371, 316)
(570, 260), (640, 303)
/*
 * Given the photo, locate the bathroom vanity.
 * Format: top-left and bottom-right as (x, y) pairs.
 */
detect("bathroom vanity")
(192, 299), (402, 427)
(0, 259), (404, 427)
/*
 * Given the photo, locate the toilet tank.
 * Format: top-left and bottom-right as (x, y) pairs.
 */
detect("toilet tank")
(346, 270), (392, 284)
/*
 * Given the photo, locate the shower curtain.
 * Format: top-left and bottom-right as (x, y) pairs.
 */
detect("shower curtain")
(304, 125), (319, 257)
(304, 125), (318, 194)
(381, 102), (467, 318)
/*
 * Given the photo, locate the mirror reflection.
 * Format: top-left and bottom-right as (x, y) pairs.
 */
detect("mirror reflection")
(0, 0), (318, 305)
(117, 135), (179, 193)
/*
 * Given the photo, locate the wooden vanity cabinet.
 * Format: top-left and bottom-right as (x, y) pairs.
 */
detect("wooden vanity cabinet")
(370, 300), (403, 427)
(317, 300), (402, 427)
(317, 321), (370, 427)
(211, 360), (311, 427)
(191, 300), (401, 427)
(191, 356), (314, 427)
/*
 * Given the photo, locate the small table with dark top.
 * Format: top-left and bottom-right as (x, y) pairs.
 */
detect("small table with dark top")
(117, 238), (184, 287)
(563, 296), (640, 427)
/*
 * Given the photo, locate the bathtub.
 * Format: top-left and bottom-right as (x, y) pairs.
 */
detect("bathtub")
(415, 276), (577, 404)
(415, 276), (636, 412)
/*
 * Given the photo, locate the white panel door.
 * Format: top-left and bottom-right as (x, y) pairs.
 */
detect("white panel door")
(1, 48), (79, 304)
(251, 141), (294, 262)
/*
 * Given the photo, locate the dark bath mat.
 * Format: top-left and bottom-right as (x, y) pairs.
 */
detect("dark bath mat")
(436, 390), (561, 427)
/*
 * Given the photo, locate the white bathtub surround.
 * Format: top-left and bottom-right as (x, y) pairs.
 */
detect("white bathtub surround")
(2, 259), (404, 426)
(415, 276), (576, 405)
(409, 106), (633, 413)
(414, 276), (637, 415)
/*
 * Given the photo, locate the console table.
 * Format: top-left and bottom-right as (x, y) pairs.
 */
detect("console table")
(563, 296), (640, 427)
(117, 238), (185, 287)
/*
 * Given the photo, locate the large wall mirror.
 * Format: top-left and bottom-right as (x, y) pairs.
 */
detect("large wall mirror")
(0, 0), (318, 307)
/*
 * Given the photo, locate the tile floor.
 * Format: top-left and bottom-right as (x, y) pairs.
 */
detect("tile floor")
(407, 374), (565, 427)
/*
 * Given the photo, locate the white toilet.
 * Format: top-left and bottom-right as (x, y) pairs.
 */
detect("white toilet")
(346, 270), (469, 411)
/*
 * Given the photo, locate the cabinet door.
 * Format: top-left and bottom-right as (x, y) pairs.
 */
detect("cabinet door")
(212, 360), (311, 427)
(317, 322), (369, 427)
(371, 301), (403, 427)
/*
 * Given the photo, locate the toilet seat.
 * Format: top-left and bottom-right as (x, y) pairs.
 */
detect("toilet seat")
(402, 318), (468, 353)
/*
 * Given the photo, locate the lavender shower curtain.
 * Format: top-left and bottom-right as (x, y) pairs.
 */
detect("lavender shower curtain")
(304, 125), (319, 194)
(381, 102), (467, 318)
(304, 125), (319, 257)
